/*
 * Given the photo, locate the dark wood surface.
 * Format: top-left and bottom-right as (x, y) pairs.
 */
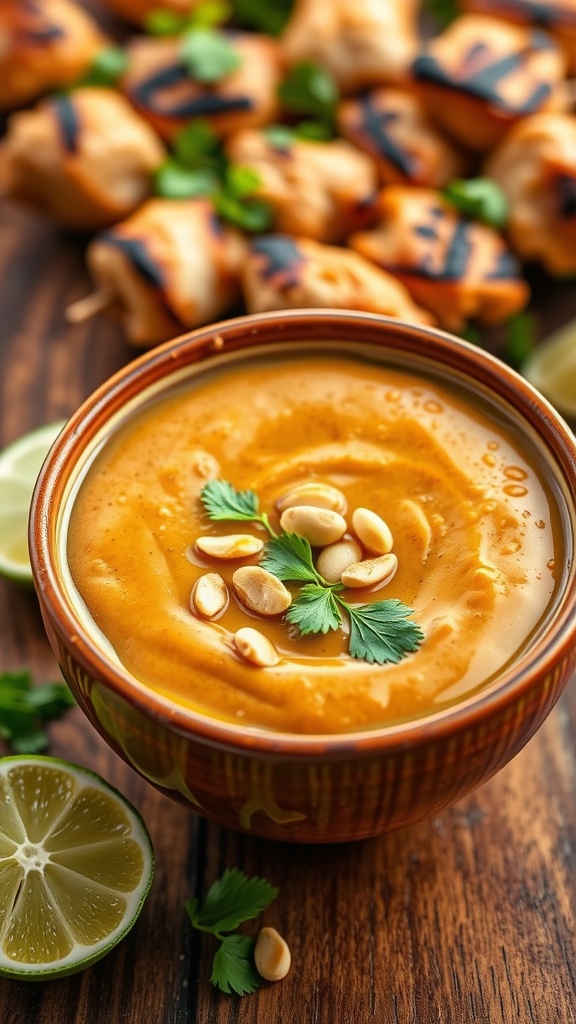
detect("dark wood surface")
(3, 9), (576, 1018)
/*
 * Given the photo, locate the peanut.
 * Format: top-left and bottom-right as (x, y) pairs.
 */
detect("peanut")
(233, 627), (280, 667)
(351, 507), (393, 554)
(279, 505), (347, 547)
(316, 537), (362, 583)
(190, 573), (228, 619)
(196, 534), (264, 560)
(341, 552), (398, 589)
(233, 566), (292, 616)
(276, 482), (347, 515)
(254, 927), (291, 982)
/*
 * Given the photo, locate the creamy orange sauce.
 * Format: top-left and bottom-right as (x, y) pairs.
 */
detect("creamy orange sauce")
(66, 353), (561, 734)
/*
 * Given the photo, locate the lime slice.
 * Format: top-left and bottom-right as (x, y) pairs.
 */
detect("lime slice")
(0, 421), (66, 584)
(522, 318), (576, 418)
(0, 756), (154, 980)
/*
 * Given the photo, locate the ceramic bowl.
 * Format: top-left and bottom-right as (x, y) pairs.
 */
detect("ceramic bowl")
(30, 310), (576, 843)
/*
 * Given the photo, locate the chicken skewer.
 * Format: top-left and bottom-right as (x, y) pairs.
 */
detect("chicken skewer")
(0, 0), (109, 112)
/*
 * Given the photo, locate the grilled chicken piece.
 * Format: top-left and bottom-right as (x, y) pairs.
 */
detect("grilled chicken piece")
(411, 14), (567, 152)
(280, 0), (419, 93)
(461, 0), (576, 74)
(122, 32), (282, 143)
(241, 233), (435, 325)
(225, 129), (377, 243)
(0, 88), (166, 231)
(0, 0), (108, 111)
(349, 186), (529, 332)
(104, 0), (202, 26)
(485, 111), (576, 274)
(338, 88), (469, 189)
(81, 198), (246, 347)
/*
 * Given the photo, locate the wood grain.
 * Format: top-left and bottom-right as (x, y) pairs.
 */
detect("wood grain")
(2, 9), (576, 1021)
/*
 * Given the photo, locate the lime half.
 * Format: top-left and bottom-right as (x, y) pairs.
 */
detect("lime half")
(0, 756), (154, 980)
(0, 421), (66, 585)
(522, 318), (576, 419)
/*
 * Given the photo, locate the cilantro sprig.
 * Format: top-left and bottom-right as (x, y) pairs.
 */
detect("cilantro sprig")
(185, 868), (279, 995)
(0, 669), (75, 753)
(200, 480), (424, 665)
(442, 177), (509, 230)
(277, 61), (339, 138)
(154, 122), (273, 232)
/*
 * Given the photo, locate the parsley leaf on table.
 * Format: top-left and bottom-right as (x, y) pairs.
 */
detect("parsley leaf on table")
(341, 600), (425, 665)
(185, 868), (279, 994)
(0, 669), (75, 753)
(211, 934), (262, 995)
(286, 584), (342, 634)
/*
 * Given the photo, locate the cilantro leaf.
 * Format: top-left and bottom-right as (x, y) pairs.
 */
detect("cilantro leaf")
(286, 584), (342, 635)
(201, 479), (260, 521)
(75, 46), (128, 88)
(213, 191), (273, 232)
(442, 177), (509, 230)
(261, 533), (319, 583)
(278, 61), (338, 132)
(211, 934), (261, 995)
(342, 600), (424, 665)
(173, 120), (223, 169)
(231, 0), (293, 35)
(154, 161), (218, 199)
(505, 311), (535, 369)
(0, 670), (75, 753)
(423, 0), (459, 27)
(146, 2), (231, 35)
(190, 868), (278, 934)
(185, 868), (279, 995)
(180, 28), (242, 84)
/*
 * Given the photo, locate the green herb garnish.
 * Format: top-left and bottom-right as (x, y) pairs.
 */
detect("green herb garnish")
(505, 311), (536, 369)
(423, 0), (459, 28)
(230, 0), (293, 35)
(145, 1), (231, 35)
(0, 669), (75, 753)
(200, 480), (424, 665)
(185, 868), (278, 995)
(277, 61), (339, 136)
(442, 177), (509, 230)
(154, 161), (218, 199)
(213, 165), (273, 232)
(74, 46), (129, 88)
(180, 27), (242, 84)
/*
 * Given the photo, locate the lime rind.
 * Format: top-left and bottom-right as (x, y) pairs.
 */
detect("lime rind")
(522, 318), (576, 418)
(0, 755), (154, 980)
(0, 421), (66, 584)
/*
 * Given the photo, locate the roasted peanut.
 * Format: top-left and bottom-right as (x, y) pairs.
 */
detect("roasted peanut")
(341, 552), (398, 589)
(254, 927), (292, 982)
(276, 481), (347, 515)
(316, 537), (362, 583)
(233, 627), (280, 667)
(279, 505), (347, 546)
(351, 507), (393, 554)
(233, 566), (292, 616)
(196, 534), (264, 559)
(190, 573), (228, 619)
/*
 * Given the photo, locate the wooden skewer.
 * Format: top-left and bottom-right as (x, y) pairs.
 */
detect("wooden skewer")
(65, 287), (114, 324)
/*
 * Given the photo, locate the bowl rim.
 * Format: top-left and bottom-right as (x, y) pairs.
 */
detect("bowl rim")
(30, 308), (576, 758)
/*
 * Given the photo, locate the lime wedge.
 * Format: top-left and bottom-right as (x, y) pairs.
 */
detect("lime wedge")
(522, 318), (576, 418)
(0, 421), (66, 585)
(0, 756), (154, 979)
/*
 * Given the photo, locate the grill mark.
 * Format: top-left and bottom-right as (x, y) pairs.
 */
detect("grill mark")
(251, 235), (305, 287)
(51, 95), (80, 154)
(101, 236), (165, 290)
(129, 63), (253, 119)
(355, 95), (417, 178)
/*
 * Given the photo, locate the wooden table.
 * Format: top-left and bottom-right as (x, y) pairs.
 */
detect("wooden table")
(3, 40), (576, 1024)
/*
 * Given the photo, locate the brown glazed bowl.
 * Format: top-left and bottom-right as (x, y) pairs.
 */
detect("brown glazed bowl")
(30, 310), (576, 843)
